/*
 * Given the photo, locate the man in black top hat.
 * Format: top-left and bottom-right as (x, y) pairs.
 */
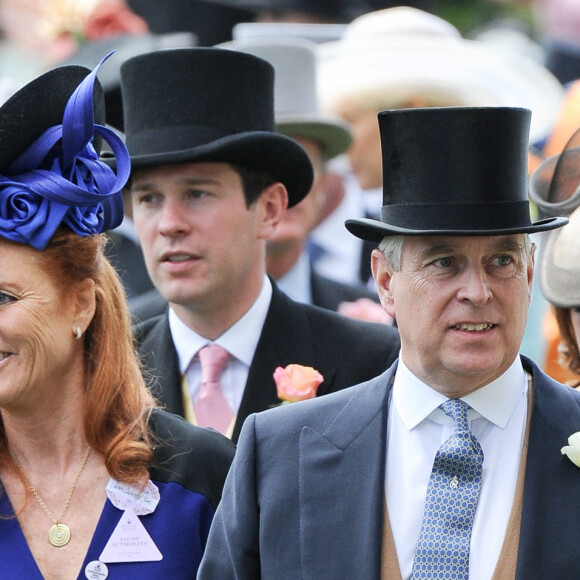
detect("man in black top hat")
(129, 37), (385, 319)
(198, 106), (580, 579)
(120, 47), (400, 442)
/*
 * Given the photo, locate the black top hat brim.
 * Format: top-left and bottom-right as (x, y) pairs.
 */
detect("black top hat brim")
(129, 130), (313, 207)
(345, 214), (568, 243)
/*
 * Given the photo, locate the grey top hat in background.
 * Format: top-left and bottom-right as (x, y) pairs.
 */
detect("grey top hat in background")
(345, 106), (568, 243)
(538, 206), (580, 308)
(219, 37), (352, 160)
(120, 47), (313, 206)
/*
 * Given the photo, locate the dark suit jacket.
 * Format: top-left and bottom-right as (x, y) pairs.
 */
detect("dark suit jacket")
(198, 355), (580, 579)
(129, 270), (379, 323)
(133, 282), (400, 443)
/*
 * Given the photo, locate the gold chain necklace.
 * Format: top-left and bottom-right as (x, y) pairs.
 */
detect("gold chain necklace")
(10, 446), (92, 547)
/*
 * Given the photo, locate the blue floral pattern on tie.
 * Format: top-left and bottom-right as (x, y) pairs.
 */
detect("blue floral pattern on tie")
(411, 399), (484, 579)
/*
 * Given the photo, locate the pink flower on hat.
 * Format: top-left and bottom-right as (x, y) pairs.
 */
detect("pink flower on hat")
(273, 364), (324, 404)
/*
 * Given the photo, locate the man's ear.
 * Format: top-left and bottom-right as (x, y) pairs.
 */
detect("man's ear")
(257, 182), (288, 239)
(371, 248), (396, 319)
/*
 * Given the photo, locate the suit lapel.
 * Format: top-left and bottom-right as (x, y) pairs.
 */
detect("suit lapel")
(516, 357), (580, 578)
(298, 369), (394, 579)
(233, 285), (337, 441)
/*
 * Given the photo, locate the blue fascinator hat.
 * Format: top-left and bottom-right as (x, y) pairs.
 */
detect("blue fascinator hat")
(0, 53), (130, 250)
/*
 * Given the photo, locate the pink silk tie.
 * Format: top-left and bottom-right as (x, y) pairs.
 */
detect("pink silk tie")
(195, 344), (234, 435)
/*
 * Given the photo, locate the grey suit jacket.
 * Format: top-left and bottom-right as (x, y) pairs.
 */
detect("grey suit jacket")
(133, 282), (400, 442)
(198, 355), (580, 579)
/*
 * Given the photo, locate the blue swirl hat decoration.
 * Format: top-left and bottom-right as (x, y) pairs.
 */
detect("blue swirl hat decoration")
(0, 53), (130, 250)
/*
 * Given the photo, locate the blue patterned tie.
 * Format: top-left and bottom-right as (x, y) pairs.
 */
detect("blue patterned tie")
(411, 399), (484, 579)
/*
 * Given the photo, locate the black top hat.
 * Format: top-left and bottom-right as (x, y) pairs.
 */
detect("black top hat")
(346, 107), (568, 243)
(120, 47), (313, 206)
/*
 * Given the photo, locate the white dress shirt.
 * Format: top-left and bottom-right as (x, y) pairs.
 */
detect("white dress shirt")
(169, 276), (272, 412)
(386, 356), (528, 580)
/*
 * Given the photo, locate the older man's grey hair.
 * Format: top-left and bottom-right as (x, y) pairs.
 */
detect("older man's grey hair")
(377, 236), (405, 271)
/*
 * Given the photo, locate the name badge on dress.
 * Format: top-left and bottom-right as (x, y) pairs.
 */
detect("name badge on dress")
(98, 478), (163, 563)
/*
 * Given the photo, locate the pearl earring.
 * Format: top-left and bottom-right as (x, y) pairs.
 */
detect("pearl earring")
(74, 327), (82, 339)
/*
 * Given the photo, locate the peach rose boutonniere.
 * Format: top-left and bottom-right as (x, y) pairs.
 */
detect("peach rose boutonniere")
(561, 432), (580, 467)
(273, 364), (324, 404)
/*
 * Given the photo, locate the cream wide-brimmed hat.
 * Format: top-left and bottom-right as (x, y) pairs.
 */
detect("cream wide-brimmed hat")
(538, 206), (580, 308)
(317, 6), (564, 143)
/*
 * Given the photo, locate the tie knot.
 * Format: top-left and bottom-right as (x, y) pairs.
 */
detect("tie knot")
(198, 344), (230, 384)
(440, 398), (470, 432)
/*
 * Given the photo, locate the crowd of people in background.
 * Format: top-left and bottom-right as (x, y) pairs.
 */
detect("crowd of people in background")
(0, 0), (575, 379)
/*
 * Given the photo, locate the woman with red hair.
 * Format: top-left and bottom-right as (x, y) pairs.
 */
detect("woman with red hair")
(0, 55), (234, 579)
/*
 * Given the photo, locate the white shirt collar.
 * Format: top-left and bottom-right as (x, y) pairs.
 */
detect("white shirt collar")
(393, 355), (528, 431)
(275, 251), (312, 305)
(169, 276), (273, 372)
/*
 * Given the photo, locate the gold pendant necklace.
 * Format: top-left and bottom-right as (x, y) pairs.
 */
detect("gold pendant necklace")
(10, 446), (91, 547)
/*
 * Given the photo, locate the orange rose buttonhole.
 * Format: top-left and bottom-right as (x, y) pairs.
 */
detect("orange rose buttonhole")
(273, 364), (324, 403)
